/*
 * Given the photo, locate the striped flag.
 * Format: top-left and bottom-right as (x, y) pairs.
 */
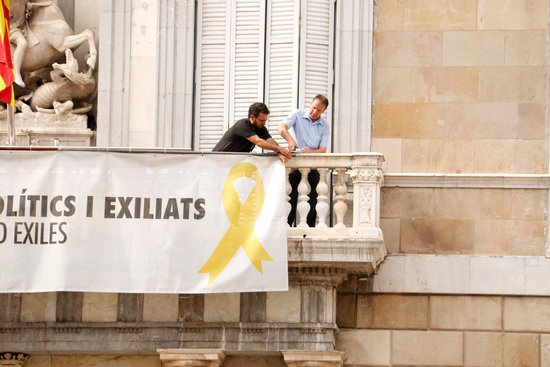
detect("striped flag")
(0, 0), (14, 106)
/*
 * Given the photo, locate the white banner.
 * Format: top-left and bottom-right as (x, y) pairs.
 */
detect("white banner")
(0, 151), (288, 293)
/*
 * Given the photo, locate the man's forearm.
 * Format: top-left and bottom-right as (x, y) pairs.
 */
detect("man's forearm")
(257, 138), (281, 153)
(301, 146), (327, 154)
(277, 123), (297, 149)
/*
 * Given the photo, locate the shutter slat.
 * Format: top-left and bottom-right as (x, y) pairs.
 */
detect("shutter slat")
(197, 0), (228, 150)
(265, 0), (300, 144)
(300, 0), (333, 127)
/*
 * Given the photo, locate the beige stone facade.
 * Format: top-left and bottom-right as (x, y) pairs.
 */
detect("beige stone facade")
(337, 0), (550, 365)
(372, 0), (548, 175)
(337, 292), (550, 365)
(3, 0), (550, 366)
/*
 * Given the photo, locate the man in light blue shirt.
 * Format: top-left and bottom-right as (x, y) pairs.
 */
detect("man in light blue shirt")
(277, 95), (330, 226)
(277, 95), (330, 153)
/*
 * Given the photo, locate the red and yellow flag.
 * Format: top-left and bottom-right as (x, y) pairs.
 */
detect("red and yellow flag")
(0, 0), (14, 106)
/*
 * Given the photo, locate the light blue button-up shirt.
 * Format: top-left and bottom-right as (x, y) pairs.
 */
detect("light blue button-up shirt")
(283, 109), (330, 152)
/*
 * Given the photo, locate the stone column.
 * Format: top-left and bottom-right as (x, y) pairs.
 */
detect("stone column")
(349, 154), (384, 238)
(282, 350), (345, 367)
(333, 0), (373, 153)
(0, 353), (28, 366)
(97, 0), (132, 146)
(155, 0), (195, 148)
(289, 267), (348, 324)
(97, 0), (195, 148)
(157, 349), (225, 367)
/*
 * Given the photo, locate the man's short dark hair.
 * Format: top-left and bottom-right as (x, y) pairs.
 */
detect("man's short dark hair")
(248, 102), (270, 117)
(313, 94), (329, 108)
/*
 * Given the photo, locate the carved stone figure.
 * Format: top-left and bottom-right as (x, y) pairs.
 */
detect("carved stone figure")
(29, 49), (95, 113)
(9, 0), (97, 114)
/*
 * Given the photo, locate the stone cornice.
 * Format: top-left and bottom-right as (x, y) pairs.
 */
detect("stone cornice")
(383, 173), (550, 189)
(0, 322), (338, 353)
(288, 238), (386, 278)
(372, 254), (550, 296)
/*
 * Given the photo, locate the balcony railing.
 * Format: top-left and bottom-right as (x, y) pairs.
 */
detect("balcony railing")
(285, 153), (387, 276)
(285, 153), (385, 238)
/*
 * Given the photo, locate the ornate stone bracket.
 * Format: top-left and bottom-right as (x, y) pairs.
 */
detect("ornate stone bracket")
(282, 350), (345, 367)
(157, 349), (345, 367)
(158, 349), (225, 367)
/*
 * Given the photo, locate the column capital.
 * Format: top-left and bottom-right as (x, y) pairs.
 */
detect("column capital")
(349, 166), (383, 184)
(0, 352), (29, 366)
(157, 349), (225, 367)
(281, 350), (345, 367)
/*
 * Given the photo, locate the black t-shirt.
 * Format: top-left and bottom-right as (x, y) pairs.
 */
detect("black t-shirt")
(212, 118), (272, 152)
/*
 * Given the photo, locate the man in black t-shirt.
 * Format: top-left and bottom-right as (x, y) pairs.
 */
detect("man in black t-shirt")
(213, 102), (292, 163)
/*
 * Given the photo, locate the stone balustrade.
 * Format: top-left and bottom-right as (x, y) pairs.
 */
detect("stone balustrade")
(285, 152), (387, 280)
(285, 153), (384, 237)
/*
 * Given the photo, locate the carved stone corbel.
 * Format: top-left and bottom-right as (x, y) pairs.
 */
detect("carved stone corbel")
(157, 349), (225, 367)
(282, 350), (345, 367)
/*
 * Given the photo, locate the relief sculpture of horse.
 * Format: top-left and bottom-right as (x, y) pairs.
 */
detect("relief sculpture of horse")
(11, 0), (97, 75)
(9, 0), (97, 112)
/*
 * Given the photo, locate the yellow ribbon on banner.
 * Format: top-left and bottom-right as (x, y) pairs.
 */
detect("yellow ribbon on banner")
(199, 162), (273, 284)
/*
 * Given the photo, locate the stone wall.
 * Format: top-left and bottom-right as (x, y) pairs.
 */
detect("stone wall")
(380, 187), (547, 255)
(337, 280), (550, 366)
(370, 0), (548, 174)
(334, 0), (550, 366)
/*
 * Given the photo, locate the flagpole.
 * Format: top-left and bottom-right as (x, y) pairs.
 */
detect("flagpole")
(7, 103), (14, 146)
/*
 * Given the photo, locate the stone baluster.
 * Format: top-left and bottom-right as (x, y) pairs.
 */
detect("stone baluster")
(285, 167), (292, 227)
(333, 168), (348, 229)
(315, 168), (330, 228)
(282, 350), (345, 367)
(0, 353), (28, 366)
(349, 162), (383, 237)
(157, 349), (225, 367)
(296, 168), (311, 228)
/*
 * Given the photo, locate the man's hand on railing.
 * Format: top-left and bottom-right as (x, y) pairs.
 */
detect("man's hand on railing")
(277, 152), (289, 163)
(277, 147), (292, 163)
(301, 146), (327, 153)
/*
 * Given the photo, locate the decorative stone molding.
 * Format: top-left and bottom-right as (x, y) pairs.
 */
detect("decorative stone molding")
(282, 350), (345, 367)
(349, 167), (383, 183)
(288, 239), (386, 281)
(0, 322), (337, 353)
(0, 113), (93, 147)
(155, 349), (348, 367)
(384, 173), (550, 189)
(0, 353), (28, 366)
(373, 254), (550, 296)
(349, 166), (383, 237)
(288, 266), (348, 287)
(158, 349), (225, 367)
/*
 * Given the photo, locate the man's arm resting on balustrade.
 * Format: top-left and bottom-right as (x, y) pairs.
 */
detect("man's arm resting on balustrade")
(246, 135), (292, 163)
(301, 146), (327, 154)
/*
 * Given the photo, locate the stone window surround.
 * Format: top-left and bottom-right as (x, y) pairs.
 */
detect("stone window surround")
(96, 0), (374, 154)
